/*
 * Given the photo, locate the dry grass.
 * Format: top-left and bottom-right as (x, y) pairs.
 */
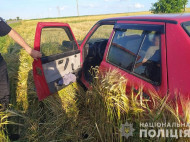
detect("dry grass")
(11, 67), (184, 141)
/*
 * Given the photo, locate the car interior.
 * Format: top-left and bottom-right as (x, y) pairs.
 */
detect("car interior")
(82, 39), (108, 82)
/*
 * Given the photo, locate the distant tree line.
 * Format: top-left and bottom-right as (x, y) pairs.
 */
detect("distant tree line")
(151, 0), (188, 13)
(8, 17), (21, 21)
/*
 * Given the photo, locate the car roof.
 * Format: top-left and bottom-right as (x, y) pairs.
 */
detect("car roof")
(100, 13), (190, 24)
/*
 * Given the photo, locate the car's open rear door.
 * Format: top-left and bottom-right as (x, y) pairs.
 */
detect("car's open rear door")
(33, 22), (81, 101)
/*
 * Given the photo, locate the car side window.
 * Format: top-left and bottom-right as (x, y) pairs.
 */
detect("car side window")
(87, 25), (114, 44)
(40, 27), (77, 56)
(107, 26), (162, 84)
(134, 32), (161, 83)
(83, 24), (114, 59)
(107, 29), (144, 71)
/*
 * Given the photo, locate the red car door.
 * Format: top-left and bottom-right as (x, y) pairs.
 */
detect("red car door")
(33, 22), (81, 100)
(100, 20), (168, 98)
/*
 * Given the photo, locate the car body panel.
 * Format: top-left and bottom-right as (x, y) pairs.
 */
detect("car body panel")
(166, 23), (190, 99)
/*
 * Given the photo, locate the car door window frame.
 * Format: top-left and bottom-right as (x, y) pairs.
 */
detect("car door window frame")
(181, 21), (190, 37)
(106, 23), (165, 86)
(40, 26), (78, 57)
(80, 21), (116, 62)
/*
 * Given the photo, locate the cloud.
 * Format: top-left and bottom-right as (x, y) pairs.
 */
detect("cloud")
(134, 3), (144, 9)
(60, 6), (65, 11)
(81, 3), (98, 8)
(88, 4), (96, 8)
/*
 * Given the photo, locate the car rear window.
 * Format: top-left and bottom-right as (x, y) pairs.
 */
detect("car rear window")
(182, 21), (190, 36)
(107, 24), (163, 85)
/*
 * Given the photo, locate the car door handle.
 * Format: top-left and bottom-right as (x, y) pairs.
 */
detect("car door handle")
(71, 63), (74, 71)
(64, 58), (69, 70)
(133, 88), (139, 93)
(142, 92), (150, 100)
(133, 88), (150, 100)
(58, 60), (63, 65)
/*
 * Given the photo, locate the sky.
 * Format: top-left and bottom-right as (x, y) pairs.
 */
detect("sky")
(1, 0), (190, 20)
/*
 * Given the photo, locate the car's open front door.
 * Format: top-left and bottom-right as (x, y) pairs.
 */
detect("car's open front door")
(33, 22), (81, 101)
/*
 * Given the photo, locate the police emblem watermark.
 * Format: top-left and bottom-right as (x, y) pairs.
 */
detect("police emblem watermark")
(120, 121), (190, 139)
(120, 121), (135, 139)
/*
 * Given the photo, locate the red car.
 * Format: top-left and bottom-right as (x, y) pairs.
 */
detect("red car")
(33, 14), (190, 114)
